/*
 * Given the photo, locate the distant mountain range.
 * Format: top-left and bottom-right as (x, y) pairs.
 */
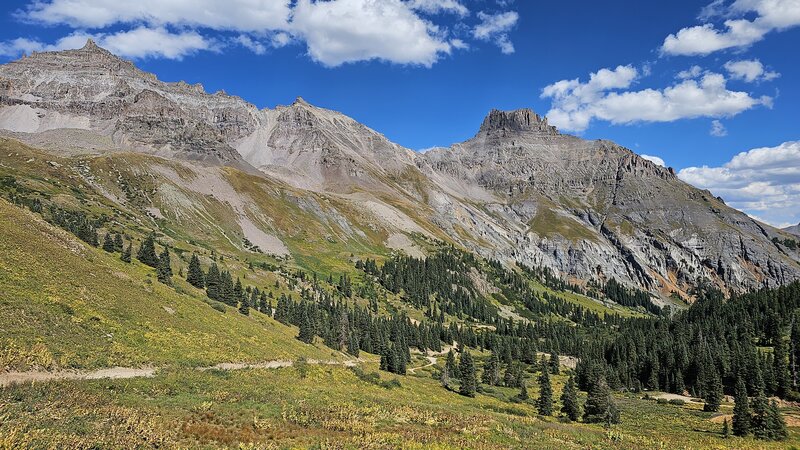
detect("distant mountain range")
(2, 39), (799, 300)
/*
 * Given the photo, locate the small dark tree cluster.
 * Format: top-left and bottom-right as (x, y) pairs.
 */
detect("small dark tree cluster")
(48, 205), (99, 247)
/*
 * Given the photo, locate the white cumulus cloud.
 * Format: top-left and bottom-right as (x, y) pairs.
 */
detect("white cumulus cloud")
(407, 0), (469, 17)
(6, 0), (471, 67)
(290, 0), (456, 67)
(19, 0), (293, 32)
(0, 27), (211, 60)
(541, 65), (772, 132)
(678, 140), (800, 226)
(473, 11), (519, 54)
(661, 0), (800, 56)
(677, 65), (703, 79)
(724, 59), (780, 82)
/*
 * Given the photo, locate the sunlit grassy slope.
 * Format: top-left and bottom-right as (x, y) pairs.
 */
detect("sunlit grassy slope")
(0, 199), (336, 370)
(2, 361), (799, 449)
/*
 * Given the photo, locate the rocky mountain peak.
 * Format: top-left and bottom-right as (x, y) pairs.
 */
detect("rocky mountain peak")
(479, 108), (558, 135)
(14, 38), (138, 75)
(82, 38), (100, 51)
(293, 96), (310, 106)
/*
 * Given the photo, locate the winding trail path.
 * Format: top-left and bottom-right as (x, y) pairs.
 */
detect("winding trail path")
(407, 344), (454, 374)
(0, 358), (361, 387)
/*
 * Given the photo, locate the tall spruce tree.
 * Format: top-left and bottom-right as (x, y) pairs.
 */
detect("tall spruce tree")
(156, 246), (172, 285)
(703, 369), (723, 412)
(482, 352), (500, 386)
(205, 263), (221, 300)
(102, 232), (115, 253)
(137, 233), (159, 268)
(445, 349), (459, 380)
(751, 369), (770, 440)
(774, 336), (791, 398)
(767, 399), (788, 441)
(459, 351), (477, 398)
(518, 380), (529, 401)
(113, 233), (124, 252)
(238, 290), (250, 315)
(583, 376), (619, 426)
(732, 377), (751, 437)
(791, 314), (800, 390)
(186, 254), (205, 288)
(561, 374), (580, 421)
(120, 243), (132, 263)
(549, 352), (560, 375)
(297, 307), (315, 344)
(537, 364), (553, 415)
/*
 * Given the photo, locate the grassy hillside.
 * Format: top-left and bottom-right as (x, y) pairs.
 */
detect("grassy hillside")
(2, 361), (798, 449)
(0, 199), (336, 370)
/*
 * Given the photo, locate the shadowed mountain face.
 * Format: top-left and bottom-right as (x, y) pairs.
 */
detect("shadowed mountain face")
(1, 41), (798, 299)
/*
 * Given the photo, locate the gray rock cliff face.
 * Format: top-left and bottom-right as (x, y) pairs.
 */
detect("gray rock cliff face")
(0, 39), (256, 164)
(420, 109), (800, 295)
(1, 43), (797, 298)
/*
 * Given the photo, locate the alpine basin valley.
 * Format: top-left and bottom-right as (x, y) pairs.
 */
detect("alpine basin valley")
(0, 32), (799, 450)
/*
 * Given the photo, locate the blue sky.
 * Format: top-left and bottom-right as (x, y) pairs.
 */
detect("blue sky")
(0, 0), (798, 226)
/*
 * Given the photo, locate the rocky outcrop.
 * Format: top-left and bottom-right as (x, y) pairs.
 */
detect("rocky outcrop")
(419, 111), (800, 296)
(0, 39), (256, 165)
(479, 108), (558, 135)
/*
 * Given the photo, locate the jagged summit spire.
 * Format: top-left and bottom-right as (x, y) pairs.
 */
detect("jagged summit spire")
(293, 96), (311, 106)
(82, 38), (100, 51)
(479, 108), (558, 135)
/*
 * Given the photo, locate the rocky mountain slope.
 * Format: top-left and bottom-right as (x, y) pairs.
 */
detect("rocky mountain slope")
(1, 40), (798, 299)
(785, 223), (800, 237)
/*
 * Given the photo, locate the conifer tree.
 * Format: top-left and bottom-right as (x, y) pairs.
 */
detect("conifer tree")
(459, 351), (477, 397)
(549, 352), (560, 375)
(233, 278), (244, 307)
(722, 418), (730, 438)
(137, 233), (159, 268)
(114, 233), (124, 252)
(186, 254), (205, 288)
(561, 374), (580, 422)
(156, 246), (172, 285)
(120, 243), (132, 263)
(766, 399), (788, 441)
(791, 314), (800, 389)
(503, 364), (516, 387)
(298, 307), (315, 344)
(102, 232), (115, 252)
(445, 349), (460, 379)
(440, 363), (451, 389)
(347, 333), (360, 357)
(395, 344), (407, 375)
(584, 376), (619, 426)
(774, 336), (791, 398)
(752, 379), (770, 440)
(205, 263), (221, 300)
(703, 369), (723, 412)
(482, 352), (500, 386)
(537, 365), (553, 415)
(732, 377), (751, 437)
(238, 291), (250, 315)
(518, 380), (529, 401)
